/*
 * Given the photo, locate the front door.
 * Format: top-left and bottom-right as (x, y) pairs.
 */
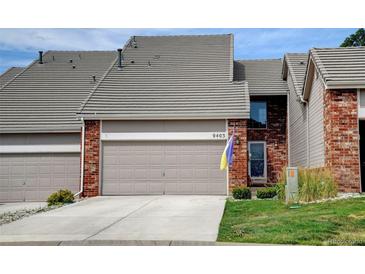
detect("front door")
(360, 121), (365, 192)
(248, 142), (266, 179)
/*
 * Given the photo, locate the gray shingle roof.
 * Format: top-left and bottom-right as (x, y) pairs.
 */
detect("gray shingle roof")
(0, 51), (116, 133)
(282, 53), (308, 96)
(234, 59), (288, 96)
(309, 47), (365, 89)
(0, 67), (24, 88)
(79, 34), (249, 120)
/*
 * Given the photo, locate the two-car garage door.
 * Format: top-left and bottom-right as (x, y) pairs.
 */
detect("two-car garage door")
(102, 141), (227, 195)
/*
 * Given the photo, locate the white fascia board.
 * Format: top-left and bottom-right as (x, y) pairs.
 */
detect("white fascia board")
(101, 132), (228, 141)
(0, 145), (80, 154)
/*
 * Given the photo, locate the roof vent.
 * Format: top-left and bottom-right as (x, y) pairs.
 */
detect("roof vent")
(91, 75), (96, 82)
(130, 60), (135, 64)
(153, 55), (160, 59)
(148, 60), (151, 67)
(69, 59), (73, 63)
(72, 65), (76, 69)
(300, 61), (305, 65)
(117, 48), (123, 69)
(38, 51), (43, 64)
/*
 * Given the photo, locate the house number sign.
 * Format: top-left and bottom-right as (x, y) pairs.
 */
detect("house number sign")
(212, 132), (226, 139)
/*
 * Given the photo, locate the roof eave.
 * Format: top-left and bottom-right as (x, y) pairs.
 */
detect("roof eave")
(0, 128), (81, 134)
(326, 83), (365, 90)
(77, 113), (249, 120)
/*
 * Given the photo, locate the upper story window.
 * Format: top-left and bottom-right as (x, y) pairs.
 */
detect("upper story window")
(249, 101), (267, 128)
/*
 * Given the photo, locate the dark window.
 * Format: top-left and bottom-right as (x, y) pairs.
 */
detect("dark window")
(249, 101), (267, 128)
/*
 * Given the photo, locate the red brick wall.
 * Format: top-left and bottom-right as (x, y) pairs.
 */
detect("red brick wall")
(324, 90), (360, 192)
(228, 119), (248, 190)
(83, 120), (100, 197)
(248, 96), (287, 184)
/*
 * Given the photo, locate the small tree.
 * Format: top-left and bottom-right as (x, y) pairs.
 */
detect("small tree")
(340, 28), (365, 47)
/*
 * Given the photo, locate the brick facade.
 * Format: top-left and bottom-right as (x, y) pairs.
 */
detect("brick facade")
(83, 120), (101, 197)
(228, 119), (248, 190)
(323, 90), (361, 192)
(248, 96), (287, 185)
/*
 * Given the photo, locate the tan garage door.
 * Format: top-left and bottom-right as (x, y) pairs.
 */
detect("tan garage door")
(0, 153), (80, 202)
(102, 141), (226, 195)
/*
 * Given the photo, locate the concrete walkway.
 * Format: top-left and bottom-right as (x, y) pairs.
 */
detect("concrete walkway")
(0, 196), (226, 243)
(0, 202), (47, 215)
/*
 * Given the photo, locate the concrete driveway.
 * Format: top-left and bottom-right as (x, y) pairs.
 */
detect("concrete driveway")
(0, 196), (226, 244)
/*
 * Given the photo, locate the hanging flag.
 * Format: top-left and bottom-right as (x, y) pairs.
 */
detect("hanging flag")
(220, 128), (235, 170)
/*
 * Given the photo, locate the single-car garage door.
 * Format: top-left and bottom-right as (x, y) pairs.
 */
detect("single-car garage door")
(102, 141), (226, 195)
(0, 153), (80, 202)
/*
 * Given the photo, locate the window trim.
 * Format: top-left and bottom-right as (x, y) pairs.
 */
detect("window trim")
(248, 101), (268, 129)
(248, 141), (267, 179)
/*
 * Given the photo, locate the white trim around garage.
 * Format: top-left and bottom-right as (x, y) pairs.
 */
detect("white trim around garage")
(100, 132), (228, 141)
(0, 145), (80, 154)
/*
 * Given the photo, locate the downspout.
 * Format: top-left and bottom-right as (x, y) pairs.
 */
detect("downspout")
(75, 117), (85, 197)
(300, 95), (310, 168)
(287, 91), (291, 166)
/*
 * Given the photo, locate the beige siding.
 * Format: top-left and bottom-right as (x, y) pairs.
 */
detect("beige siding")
(308, 71), (325, 167)
(0, 133), (80, 146)
(102, 120), (226, 133)
(288, 71), (308, 167)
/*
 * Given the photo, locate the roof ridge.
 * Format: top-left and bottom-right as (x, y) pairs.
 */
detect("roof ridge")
(311, 46), (365, 50)
(236, 58), (282, 62)
(47, 50), (115, 53)
(134, 33), (232, 38)
(285, 52), (308, 56)
(78, 38), (133, 114)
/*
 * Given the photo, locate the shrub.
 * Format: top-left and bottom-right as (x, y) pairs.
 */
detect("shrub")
(47, 189), (75, 206)
(298, 168), (337, 202)
(256, 187), (277, 199)
(275, 167), (287, 201)
(232, 186), (251, 200)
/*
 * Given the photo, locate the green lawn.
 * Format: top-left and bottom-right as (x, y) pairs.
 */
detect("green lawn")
(218, 197), (365, 245)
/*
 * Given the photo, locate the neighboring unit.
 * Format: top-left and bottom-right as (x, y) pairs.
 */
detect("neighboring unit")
(0, 51), (116, 201)
(283, 47), (365, 192)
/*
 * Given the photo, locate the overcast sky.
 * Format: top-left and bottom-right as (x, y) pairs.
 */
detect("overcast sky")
(0, 28), (356, 74)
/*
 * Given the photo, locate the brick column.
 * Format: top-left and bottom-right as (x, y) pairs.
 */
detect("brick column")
(324, 90), (360, 192)
(83, 120), (101, 197)
(228, 119), (248, 190)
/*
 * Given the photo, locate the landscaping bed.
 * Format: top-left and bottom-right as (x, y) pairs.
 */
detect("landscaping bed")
(0, 205), (61, 226)
(218, 197), (365, 245)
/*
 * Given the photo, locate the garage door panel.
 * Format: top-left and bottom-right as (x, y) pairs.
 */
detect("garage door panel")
(39, 176), (52, 187)
(103, 156), (119, 165)
(0, 153), (80, 202)
(119, 183), (136, 194)
(119, 168), (134, 179)
(102, 140), (226, 195)
(149, 183), (164, 194)
(134, 183), (148, 194)
(195, 168), (209, 178)
(104, 167), (119, 179)
(164, 168), (177, 178)
(150, 169), (162, 179)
